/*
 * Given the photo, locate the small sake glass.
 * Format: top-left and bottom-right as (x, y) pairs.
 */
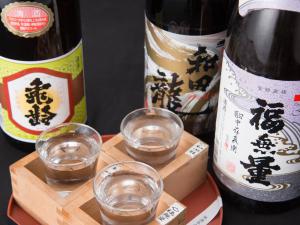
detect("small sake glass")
(36, 123), (102, 196)
(120, 108), (183, 165)
(93, 161), (163, 225)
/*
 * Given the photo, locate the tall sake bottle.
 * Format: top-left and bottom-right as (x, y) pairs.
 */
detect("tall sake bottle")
(214, 0), (300, 212)
(145, 0), (235, 144)
(0, 0), (87, 150)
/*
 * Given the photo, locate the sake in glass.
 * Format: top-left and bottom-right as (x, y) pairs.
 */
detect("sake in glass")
(93, 161), (163, 225)
(121, 108), (183, 165)
(36, 123), (102, 195)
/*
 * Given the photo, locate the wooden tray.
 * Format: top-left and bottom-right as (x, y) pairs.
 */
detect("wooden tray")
(7, 173), (222, 225)
(7, 134), (223, 225)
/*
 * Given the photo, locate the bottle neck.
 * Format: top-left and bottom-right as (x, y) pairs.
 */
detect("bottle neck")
(145, 0), (234, 36)
(0, 0), (82, 61)
(226, 8), (300, 81)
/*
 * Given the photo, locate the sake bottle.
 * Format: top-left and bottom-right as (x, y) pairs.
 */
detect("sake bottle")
(214, 0), (300, 212)
(145, 0), (235, 144)
(0, 0), (87, 150)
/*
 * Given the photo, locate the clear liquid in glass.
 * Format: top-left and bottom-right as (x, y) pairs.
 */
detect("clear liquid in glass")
(123, 115), (181, 165)
(40, 134), (99, 195)
(96, 172), (159, 225)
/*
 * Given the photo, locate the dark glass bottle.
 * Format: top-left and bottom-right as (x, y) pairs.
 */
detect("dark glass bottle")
(145, 0), (235, 145)
(0, 0), (86, 151)
(214, 4), (300, 212)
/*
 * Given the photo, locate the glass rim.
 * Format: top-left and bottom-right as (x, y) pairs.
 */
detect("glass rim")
(36, 122), (102, 165)
(93, 160), (164, 213)
(120, 107), (184, 144)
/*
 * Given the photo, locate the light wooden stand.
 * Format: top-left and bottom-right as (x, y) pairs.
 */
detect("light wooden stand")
(10, 131), (208, 225)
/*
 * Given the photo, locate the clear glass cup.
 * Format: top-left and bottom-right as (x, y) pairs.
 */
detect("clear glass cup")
(36, 123), (102, 195)
(93, 161), (163, 225)
(120, 108), (183, 165)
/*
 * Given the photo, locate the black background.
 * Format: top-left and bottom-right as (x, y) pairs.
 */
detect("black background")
(1, 0), (300, 224)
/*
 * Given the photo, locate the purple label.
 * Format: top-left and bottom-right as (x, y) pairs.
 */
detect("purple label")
(230, 58), (300, 123)
(214, 52), (300, 202)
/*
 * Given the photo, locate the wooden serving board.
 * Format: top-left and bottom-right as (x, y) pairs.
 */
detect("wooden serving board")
(8, 134), (220, 225)
(8, 173), (222, 225)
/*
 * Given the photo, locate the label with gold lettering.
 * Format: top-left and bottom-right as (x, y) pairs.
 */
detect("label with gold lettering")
(145, 17), (226, 136)
(0, 41), (87, 142)
(1, 2), (54, 38)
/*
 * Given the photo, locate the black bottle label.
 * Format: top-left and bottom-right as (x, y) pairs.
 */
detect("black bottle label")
(145, 17), (226, 136)
(1, 2), (54, 38)
(214, 52), (300, 202)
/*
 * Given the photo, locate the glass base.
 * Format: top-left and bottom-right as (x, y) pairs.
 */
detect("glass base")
(100, 208), (155, 225)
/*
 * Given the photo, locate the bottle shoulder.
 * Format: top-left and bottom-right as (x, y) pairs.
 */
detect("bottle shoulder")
(226, 9), (300, 81)
(145, 0), (235, 35)
(0, 0), (82, 61)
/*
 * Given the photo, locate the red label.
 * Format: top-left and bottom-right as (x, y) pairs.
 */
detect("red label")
(1, 3), (54, 38)
(294, 94), (300, 102)
(6, 6), (49, 33)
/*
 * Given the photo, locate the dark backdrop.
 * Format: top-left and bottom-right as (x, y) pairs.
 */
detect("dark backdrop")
(1, 1), (300, 225)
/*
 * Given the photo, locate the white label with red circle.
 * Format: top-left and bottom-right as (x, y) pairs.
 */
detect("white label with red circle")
(1, 2), (54, 38)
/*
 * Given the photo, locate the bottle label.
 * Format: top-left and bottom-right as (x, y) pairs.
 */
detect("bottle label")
(214, 52), (300, 202)
(1, 2), (54, 38)
(0, 41), (87, 143)
(145, 17), (226, 136)
(239, 0), (300, 16)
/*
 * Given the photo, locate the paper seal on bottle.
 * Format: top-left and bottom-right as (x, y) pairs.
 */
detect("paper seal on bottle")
(1, 2), (54, 38)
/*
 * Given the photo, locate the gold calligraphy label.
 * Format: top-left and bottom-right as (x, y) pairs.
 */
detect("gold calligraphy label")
(145, 17), (226, 136)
